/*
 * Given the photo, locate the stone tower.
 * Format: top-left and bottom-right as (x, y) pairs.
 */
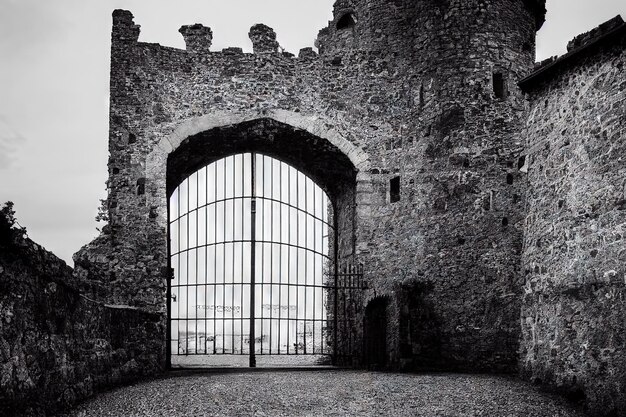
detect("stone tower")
(316, 0), (547, 371)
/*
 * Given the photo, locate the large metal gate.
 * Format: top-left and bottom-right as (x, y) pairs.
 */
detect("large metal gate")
(168, 152), (361, 367)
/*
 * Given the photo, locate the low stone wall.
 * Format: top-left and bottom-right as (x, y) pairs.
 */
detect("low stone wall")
(0, 218), (165, 417)
(519, 18), (626, 416)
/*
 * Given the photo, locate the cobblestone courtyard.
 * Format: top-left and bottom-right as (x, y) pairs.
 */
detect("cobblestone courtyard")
(68, 371), (585, 416)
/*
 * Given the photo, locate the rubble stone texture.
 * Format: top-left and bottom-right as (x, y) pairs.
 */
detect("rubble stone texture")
(519, 16), (626, 417)
(76, 1), (544, 376)
(248, 24), (279, 54)
(2, 0), (623, 415)
(0, 218), (164, 417)
(179, 24), (213, 53)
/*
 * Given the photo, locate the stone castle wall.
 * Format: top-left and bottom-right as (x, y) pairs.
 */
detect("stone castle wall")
(519, 17), (626, 416)
(5, 1), (626, 415)
(0, 212), (164, 417)
(74, 0), (544, 373)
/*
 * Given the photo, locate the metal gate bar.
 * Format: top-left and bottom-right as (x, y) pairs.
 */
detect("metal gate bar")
(168, 153), (335, 366)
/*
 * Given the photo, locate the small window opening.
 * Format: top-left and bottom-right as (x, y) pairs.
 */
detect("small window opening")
(390, 176), (401, 203)
(419, 84), (425, 107)
(506, 173), (514, 185)
(337, 13), (356, 30)
(137, 178), (146, 196)
(128, 133), (136, 144)
(493, 72), (507, 99)
(502, 217), (509, 227)
(518, 156), (526, 170)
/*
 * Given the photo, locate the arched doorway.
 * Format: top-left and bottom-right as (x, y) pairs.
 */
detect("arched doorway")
(169, 153), (333, 367)
(364, 298), (388, 369)
(165, 119), (360, 368)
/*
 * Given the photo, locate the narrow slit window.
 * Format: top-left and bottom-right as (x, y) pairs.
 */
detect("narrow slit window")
(493, 72), (507, 99)
(390, 176), (401, 203)
(136, 178), (146, 195)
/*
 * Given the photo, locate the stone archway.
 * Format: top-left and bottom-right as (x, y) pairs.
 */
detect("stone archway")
(152, 110), (369, 171)
(159, 115), (366, 367)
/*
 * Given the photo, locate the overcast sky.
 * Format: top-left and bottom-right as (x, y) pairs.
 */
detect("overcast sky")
(1, 0), (625, 265)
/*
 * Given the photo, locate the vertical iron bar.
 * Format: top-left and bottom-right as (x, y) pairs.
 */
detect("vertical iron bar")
(205, 167), (209, 355)
(295, 169), (299, 355)
(186, 178), (189, 356)
(249, 153), (257, 367)
(333, 204), (339, 363)
(260, 155), (264, 355)
(304, 177), (308, 354)
(213, 163), (217, 355)
(222, 158), (226, 354)
(239, 154), (246, 354)
(313, 183), (316, 354)
(177, 178), (182, 356)
(269, 156), (273, 355)
(232, 156), (235, 354)
(278, 161), (282, 354)
(166, 186), (172, 367)
(196, 171), (199, 354)
(287, 165), (290, 355)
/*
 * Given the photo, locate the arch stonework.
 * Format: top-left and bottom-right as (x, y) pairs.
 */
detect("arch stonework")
(146, 110), (373, 236)
(152, 109), (370, 173)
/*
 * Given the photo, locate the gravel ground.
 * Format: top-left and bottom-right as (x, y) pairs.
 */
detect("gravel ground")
(67, 370), (586, 417)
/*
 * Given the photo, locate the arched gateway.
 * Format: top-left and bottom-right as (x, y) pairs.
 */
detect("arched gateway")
(165, 118), (363, 367)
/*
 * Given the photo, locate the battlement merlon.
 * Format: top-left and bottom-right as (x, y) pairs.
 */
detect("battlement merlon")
(112, 9), (140, 43)
(249, 24), (279, 54)
(179, 24), (213, 53)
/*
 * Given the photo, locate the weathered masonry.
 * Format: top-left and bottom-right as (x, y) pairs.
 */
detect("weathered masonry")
(519, 16), (626, 417)
(2, 1), (625, 416)
(77, 0), (545, 373)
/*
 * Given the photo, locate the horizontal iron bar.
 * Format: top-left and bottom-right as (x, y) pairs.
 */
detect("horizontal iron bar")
(170, 353), (334, 357)
(170, 195), (333, 228)
(171, 239), (332, 260)
(170, 318), (336, 322)
(171, 282), (334, 289)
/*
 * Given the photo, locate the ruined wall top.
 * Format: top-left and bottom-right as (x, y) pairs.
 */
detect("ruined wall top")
(112, 9), (140, 43)
(112, 0), (544, 59)
(248, 24), (279, 54)
(519, 15), (625, 91)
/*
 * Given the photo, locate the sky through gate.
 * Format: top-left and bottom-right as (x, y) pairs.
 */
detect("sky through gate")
(169, 153), (332, 363)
